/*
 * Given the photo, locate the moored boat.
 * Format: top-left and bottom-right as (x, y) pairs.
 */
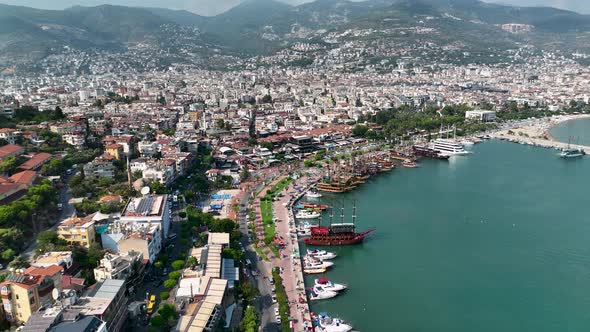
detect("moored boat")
(304, 266), (327, 274)
(412, 145), (449, 159)
(315, 278), (347, 292)
(305, 191), (323, 198)
(402, 159), (419, 168)
(309, 285), (338, 301)
(313, 312), (353, 332)
(296, 210), (321, 219)
(305, 204), (376, 246)
(307, 249), (337, 260)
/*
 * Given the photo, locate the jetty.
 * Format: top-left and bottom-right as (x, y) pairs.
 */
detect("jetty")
(492, 131), (590, 153)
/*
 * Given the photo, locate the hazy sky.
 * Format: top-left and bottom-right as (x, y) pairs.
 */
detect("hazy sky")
(0, 0), (588, 16)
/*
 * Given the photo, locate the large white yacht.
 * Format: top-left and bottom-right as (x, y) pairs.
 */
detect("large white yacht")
(309, 285), (339, 301)
(431, 139), (470, 156)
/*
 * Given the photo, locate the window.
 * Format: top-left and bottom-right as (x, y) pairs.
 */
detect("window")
(15, 295), (18, 300)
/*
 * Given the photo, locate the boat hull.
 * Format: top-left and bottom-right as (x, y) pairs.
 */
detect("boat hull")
(305, 236), (366, 246)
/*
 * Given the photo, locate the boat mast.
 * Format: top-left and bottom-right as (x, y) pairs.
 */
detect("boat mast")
(329, 208), (333, 227)
(340, 204), (344, 225)
(354, 201), (357, 224)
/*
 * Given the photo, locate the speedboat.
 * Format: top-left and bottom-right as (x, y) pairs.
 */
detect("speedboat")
(304, 257), (334, 269)
(315, 278), (347, 292)
(296, 210), (321, 219)
(308, 249), (337, 260)
(314, 312), (353, 332)
(309, 285), (338, 301)
(304, 266), (326, 274)
(305, 191), (323, 199)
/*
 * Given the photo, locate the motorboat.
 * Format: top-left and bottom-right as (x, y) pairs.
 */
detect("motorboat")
(305, 191), (323, 199)
(309, 285), (338, 300)
(307, 249), (337, 260)
(296, 210), (321, 219)
(304, 257), (334, 269)
(315, 278), (347, 292)
(304, 266), (326, 274)
(314, 312), (353, 332)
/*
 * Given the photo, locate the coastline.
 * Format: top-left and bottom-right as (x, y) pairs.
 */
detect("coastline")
(492, 114), (590, 150)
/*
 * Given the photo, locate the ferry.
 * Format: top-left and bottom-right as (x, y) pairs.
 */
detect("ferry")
(313, 312), (353, 332)
(309, 285), (338, 301)
(305, 191), (323, 199)
(431, 139), (470, 156)
(560, 148), (585, 158)
(296, 210), (321, 219)
(412, 145), (449, 159)
(315, 278), (347, 292)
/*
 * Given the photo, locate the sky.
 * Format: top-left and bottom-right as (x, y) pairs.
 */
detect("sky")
(0, 0), (588, 16)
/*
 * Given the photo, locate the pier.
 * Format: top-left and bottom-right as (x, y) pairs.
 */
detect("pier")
(492, 131), (590, 153)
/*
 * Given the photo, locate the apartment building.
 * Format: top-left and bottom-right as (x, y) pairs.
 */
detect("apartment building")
(57, 215), (96, 249)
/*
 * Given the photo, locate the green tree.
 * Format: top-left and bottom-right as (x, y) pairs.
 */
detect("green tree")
(171, 260), (185, 271)
(168, 271), (181, 280)
(261, 94), (273, 104)
(160, 291), (170, 300)
(150, 314), (165, 328)
(239, 305), (258, 332)
(352, 125), (369, 137)
(240, 166), (250, 181)
(150, 181), (168, 194)
(1, 249), (15, 261)
(164, 279), (177, 289)
(215, 119), (225, 129)
(186, 256), (198, 268)
(0, 156), (20, 174)
(154, 261), (164, 269)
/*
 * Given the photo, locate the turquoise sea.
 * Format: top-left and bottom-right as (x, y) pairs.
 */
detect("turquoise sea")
(303, 122), (590, 331)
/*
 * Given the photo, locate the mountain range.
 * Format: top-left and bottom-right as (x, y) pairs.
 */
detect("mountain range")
(1, 0), (590, 64)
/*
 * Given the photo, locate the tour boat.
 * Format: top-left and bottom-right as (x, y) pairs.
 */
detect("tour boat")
(304, 266), (327, 274)
(315, 278), (347, 292)
(313, 312), (353, 332)
(431, 139), (470, 156)
(459, 139), (475, 146)
(296, 210), (321, 219)
(307, 249), (337, 260)
(309, 286), (338, 301)
(560, 147), (585, 158)
(401, 159), (419, 168)
(305, 204), (376, 246)
(305, 191), (323, 199)
(412, 145), (450, 160)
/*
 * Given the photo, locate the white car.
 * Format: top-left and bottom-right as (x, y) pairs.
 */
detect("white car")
(274, 308), (279, 316)
(271, 296), (277, 304)
(275, 315), (281, 323)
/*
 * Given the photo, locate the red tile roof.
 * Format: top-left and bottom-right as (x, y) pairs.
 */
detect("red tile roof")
(0, 144), (24, 159)
(25, 265), (63, 277)
(18, 152), (52, 170)
(8, 170), (36, 185)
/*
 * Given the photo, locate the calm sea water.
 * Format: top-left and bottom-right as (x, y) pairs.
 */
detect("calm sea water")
(303, 131), (590, 331)
(550, 117), (590, 146)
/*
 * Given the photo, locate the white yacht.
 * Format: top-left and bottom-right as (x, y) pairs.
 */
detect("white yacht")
(296, 210), (321, 219)
(314, 313), (353, 332)
(315, 278), (347, 292)
(431, 139), (470, 155)
(305, 191), (323, 199)
(307, 249), (337, 260)
(303, 266), (326, 274)
(304, 257), (334, 269)
(309, 285), (338, 301)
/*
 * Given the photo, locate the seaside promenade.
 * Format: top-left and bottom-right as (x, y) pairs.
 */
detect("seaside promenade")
(252, 169), (315, 331)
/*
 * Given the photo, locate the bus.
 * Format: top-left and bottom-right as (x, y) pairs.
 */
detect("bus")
(146, 295), (156, 314)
